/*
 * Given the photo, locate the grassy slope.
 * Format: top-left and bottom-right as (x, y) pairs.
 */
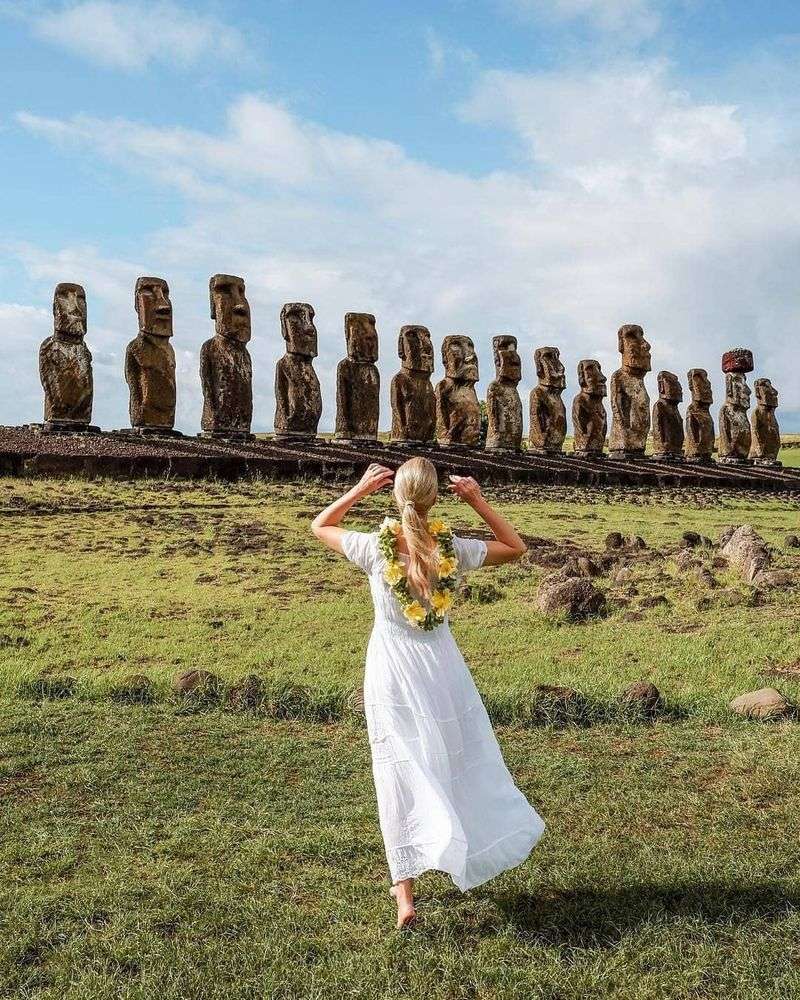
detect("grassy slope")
(2, 702), (799, 1000)
(1, 478), (799, 715)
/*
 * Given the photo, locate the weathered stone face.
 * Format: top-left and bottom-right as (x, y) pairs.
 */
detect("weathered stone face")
(529, 346), (567, 454)
(200, 274), (253, 436)
(40, 283), (93, 428)
(486, 335), (522, 451)
(750, 377), (781, 465)
(442, 335), (479, 383)
(135, 277), (173, 339)
(609, 325), (651, 458)
(572, 360), (608, 456)
(436, 336), (481, 446)
(391, 326), (436, 443)
(125, 276), (176, 430)
(281, 302), (317, 357)
(335, 314), (380, 441)
(718, 373), (752, 463)
(345, 313), (378, 363)
(685, 369), (715, 462)
(652, 370), (684, 460)
(274, 302), (322, 440)
(210, 274), (251, 344)
(398, 325), (434, 374)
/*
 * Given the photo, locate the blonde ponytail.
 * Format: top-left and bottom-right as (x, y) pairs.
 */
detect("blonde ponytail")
(393, 457), (439, 602)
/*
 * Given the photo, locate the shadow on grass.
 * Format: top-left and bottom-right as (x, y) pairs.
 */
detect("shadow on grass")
(494, 882), (799, 948)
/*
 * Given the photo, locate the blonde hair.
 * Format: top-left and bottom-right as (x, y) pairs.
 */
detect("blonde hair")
(393, 456), (439, 602)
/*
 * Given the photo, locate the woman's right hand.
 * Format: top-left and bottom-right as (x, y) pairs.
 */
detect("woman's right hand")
(447, 474), (483, 507)
(355, 463), (395, 496)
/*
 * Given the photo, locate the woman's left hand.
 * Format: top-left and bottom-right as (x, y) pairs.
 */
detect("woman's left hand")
(355, 463), (395, 496)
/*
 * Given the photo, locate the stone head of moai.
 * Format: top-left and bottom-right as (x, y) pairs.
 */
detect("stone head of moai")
(534, 346), (566, 391)
(53, 283), (87, 341)
(688, 368), (713, 406)
(280, 302), (317, 357)
(398, 325), (434, 374)
(135, 277), (172, 339)
(345, 312), (378, 363)
(442, 335), (479, 383)
(726, 372), (751, 409)
(492, 335), (521, 384)
(722, 348), (754, 375)
(657, 370), (683, 403)
(577, 359), (607, 398)
(754, 377), (778, 409)
(618, 324), (651, 376)
(210, 274), (251, 344)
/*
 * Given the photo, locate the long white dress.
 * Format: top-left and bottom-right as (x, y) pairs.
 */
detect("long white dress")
(341, 528), (545, 891)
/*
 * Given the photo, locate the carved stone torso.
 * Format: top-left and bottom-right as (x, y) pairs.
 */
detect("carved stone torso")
(652, 399), (684, 459)
(685, 404), (715, 461)
(718, 403), (751, 463)
(529, 386), (567, 453)
(335, 359), (379, 440)
(609, 370), (650, 455)
(200, 336), (253, 434)
(274, 353), (322, 438)
(486, 380), (523, 451)
(390, 370), (436, 444)
(39, 337), (93, 425)
(572, 392), (607, 456)
(435, 378), (481, 446)
(125, 335), (176, 429)
(750, 407), (780, 464)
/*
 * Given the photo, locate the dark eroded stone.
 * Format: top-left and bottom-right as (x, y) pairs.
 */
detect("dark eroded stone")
(572, 359), (607, 458)
(536, 573), (607, 621)
(718, 372), (752, 465)
(722, 348), (754, 374)
(750, 378), (781, 467)
(684, 368), (715, 463)
(609, 325), (651, 459)
(335, 313), (379, 442)
(126, 277), (176, 431)
(390, 325), (436, 445)
(40, 283), (94, 431)
(651, 371), (684, 462)
(436, 335), (480, 447)
(486, 335), (523, 452)
(621, 680), (662, 715)
(529, 346), (567, 455)
(201, 275), (253, 438)
(274, 302), (322, 441)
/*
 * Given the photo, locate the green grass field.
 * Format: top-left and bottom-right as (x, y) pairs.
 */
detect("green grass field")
(1, 473), (799, 998)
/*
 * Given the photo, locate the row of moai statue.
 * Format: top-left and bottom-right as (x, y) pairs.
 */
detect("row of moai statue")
(38, 280), (781, 465)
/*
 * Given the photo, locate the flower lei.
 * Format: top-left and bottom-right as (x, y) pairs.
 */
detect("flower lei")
(377, 516), (459, 630)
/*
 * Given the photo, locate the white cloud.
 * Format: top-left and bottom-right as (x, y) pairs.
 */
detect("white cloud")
(424, 27), (477, 77)
(30, 1), (247, 71)
(10, 59), (800, 432)
(505, 0), (661, 40)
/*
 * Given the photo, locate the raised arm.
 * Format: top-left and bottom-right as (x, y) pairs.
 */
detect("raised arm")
(311, 462), (395, 555)
(448, 475), (527, 565)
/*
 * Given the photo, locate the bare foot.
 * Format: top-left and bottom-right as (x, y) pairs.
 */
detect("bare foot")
(389, 881), (417, 929)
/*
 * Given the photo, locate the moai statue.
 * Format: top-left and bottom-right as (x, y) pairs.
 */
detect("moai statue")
(390, 325), (436, 446)
(334, 313), (380, 444)
(529, 346), (567, 455)
(486, 335), (523, 452)
(571, 360), (607, 458)
(435, 335), (481, 447)
(200, 274), (253, 439)
(651, 371), (684, 462)
(718, 349), (753, 465)
(609, 324), (651, 460)
(750, 378), (781, 467)
(39, 283), (95, 432)
(125, 277), (177, 434)
(684, 368), (715, 464)
(273, 302), (322, 442)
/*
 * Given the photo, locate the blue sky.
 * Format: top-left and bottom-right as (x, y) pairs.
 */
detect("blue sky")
(1, 0), (799, 431)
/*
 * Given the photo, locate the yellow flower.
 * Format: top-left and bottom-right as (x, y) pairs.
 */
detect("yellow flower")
(403, 601), (427, 624)
(437, 556), (458, 578)
(380, 516), (401, 535)
(383, 561), (405, 586)
(430, 589), (453, 615)
(428, 519), (446, 536)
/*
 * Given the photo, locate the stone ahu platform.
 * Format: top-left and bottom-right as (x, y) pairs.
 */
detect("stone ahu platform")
(1, 426), (798, 490)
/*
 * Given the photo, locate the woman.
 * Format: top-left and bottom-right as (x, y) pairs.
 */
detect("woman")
(311, 457), (545, 928)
